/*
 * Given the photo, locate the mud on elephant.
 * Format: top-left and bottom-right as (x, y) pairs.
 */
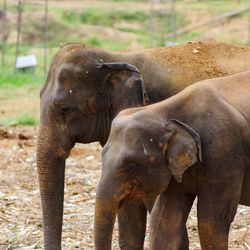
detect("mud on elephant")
(37, 42), (250, 249)
(95, 70), (250, 250)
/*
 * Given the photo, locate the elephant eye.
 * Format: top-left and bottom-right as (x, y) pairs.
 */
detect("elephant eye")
(60, 107), (70, 114)
(60, 106), (76, 116)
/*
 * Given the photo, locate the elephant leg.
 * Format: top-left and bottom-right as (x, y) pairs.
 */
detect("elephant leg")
(150, 179), (196, 250)
(197, 176), (244, 250)
(118, 199), (147, 250)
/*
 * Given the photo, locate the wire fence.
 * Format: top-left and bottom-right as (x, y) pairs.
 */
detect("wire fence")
(1, 0), (48, 75)
(1, 0), (250, 72)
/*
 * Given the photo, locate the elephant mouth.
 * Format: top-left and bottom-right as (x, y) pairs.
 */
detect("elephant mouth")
(116, 178), (148, 208)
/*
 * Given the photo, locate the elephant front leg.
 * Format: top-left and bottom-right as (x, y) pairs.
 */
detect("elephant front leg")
(118, 199), (147, 250)
(197, 174), (244, 250)
(150, 179), (196, 250)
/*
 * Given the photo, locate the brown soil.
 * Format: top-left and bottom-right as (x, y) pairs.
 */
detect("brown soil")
(140, 41), (250, 92)
(0, 126), (250, 250)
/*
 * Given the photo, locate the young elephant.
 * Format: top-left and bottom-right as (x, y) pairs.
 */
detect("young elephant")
(95, 70), (250, 250)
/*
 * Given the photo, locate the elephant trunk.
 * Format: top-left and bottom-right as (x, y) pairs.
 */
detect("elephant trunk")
(94, 173), (122, 250)
(37, 125), (72, 250)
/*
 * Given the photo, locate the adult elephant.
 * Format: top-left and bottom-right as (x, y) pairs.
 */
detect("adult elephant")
(37, 41), (250, 249)
(95, 70), (250, 250)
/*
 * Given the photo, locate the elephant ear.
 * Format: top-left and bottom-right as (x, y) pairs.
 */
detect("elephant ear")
(161, 119), (202, 183)
(96, 62), (149, 112)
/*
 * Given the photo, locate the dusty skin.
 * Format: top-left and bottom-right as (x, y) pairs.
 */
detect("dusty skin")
(0, 126), (250, 249)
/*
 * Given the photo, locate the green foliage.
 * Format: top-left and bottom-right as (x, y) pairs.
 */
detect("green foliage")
(86, 35), (129, 50)
(61, 8), (148, 27)
(87, 36), (102, 47)
(0, 113), (38, 126)
(0, 67), (44, 87)
(61, 10), (79, 24)
(80, 9), (147, 26)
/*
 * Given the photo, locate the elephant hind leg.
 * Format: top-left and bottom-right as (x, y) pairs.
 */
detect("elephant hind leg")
(197, 177), (244, 250)
(150, 179), (196, 250)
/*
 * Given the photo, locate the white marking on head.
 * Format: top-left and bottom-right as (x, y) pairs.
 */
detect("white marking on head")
(142, 144), (148, 155)
(69, 89), (73, 94)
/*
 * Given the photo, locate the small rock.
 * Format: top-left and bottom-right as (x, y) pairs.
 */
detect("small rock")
(26, 156), (35, 163)
(12, 145), (19, 151)
(85, 155), (95, 161)
(18, 133), (29, 140)
(192, 48), (199, 54)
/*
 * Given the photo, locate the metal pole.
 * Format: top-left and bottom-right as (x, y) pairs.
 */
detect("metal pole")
(15, 0), (23, 68)
(171, 0), (176, 42)
(248, 16), (250, 45)
(1, 0), (7, 67)
(44, 0), (48, 76)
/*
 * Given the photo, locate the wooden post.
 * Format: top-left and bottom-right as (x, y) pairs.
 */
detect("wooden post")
(44, 0), (48, 76)
(1, 0), (7, 67)
(171, 0), (176, 42)
(248, 16), (250, 45)
(15, 0), (23, 68)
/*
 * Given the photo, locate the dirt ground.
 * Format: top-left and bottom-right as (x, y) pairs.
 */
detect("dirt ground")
(0, 126), (250, 250)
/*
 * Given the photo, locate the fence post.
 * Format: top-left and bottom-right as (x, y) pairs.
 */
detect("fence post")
(1, 0), (7, 67)
(15, 0), (23, 68)
(248, 16), (250, 45)
(44, 0), (48, 77)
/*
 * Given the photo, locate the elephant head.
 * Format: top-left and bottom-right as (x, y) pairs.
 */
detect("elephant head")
(94, 114), (202, 249)
(37, 46), (149, 249)
(40, 48), (148, 146)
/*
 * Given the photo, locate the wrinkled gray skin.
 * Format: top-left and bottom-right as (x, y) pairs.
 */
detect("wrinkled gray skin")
(37, 43), (250, 250)
(95, 70), (250, 250)
(37, 45), (176, 250)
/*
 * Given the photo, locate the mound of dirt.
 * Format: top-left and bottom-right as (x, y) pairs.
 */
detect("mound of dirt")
(143, 41), (250, 91)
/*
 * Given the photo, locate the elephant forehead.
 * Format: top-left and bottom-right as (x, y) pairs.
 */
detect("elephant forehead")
(56, 63), (90, 85)
(110, 113), (160, 146)
(107, 134), (157, 162)
(58, 62), (83, 72)
(53, 64), (98, 97)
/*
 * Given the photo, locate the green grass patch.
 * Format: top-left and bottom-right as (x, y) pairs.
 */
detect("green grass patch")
(86, 35), (129, 50)
(0, 113), (38, 126)
(61, 8), (148, 27)
(0, 67), (44, 88)
(80, 9), (147, 26)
